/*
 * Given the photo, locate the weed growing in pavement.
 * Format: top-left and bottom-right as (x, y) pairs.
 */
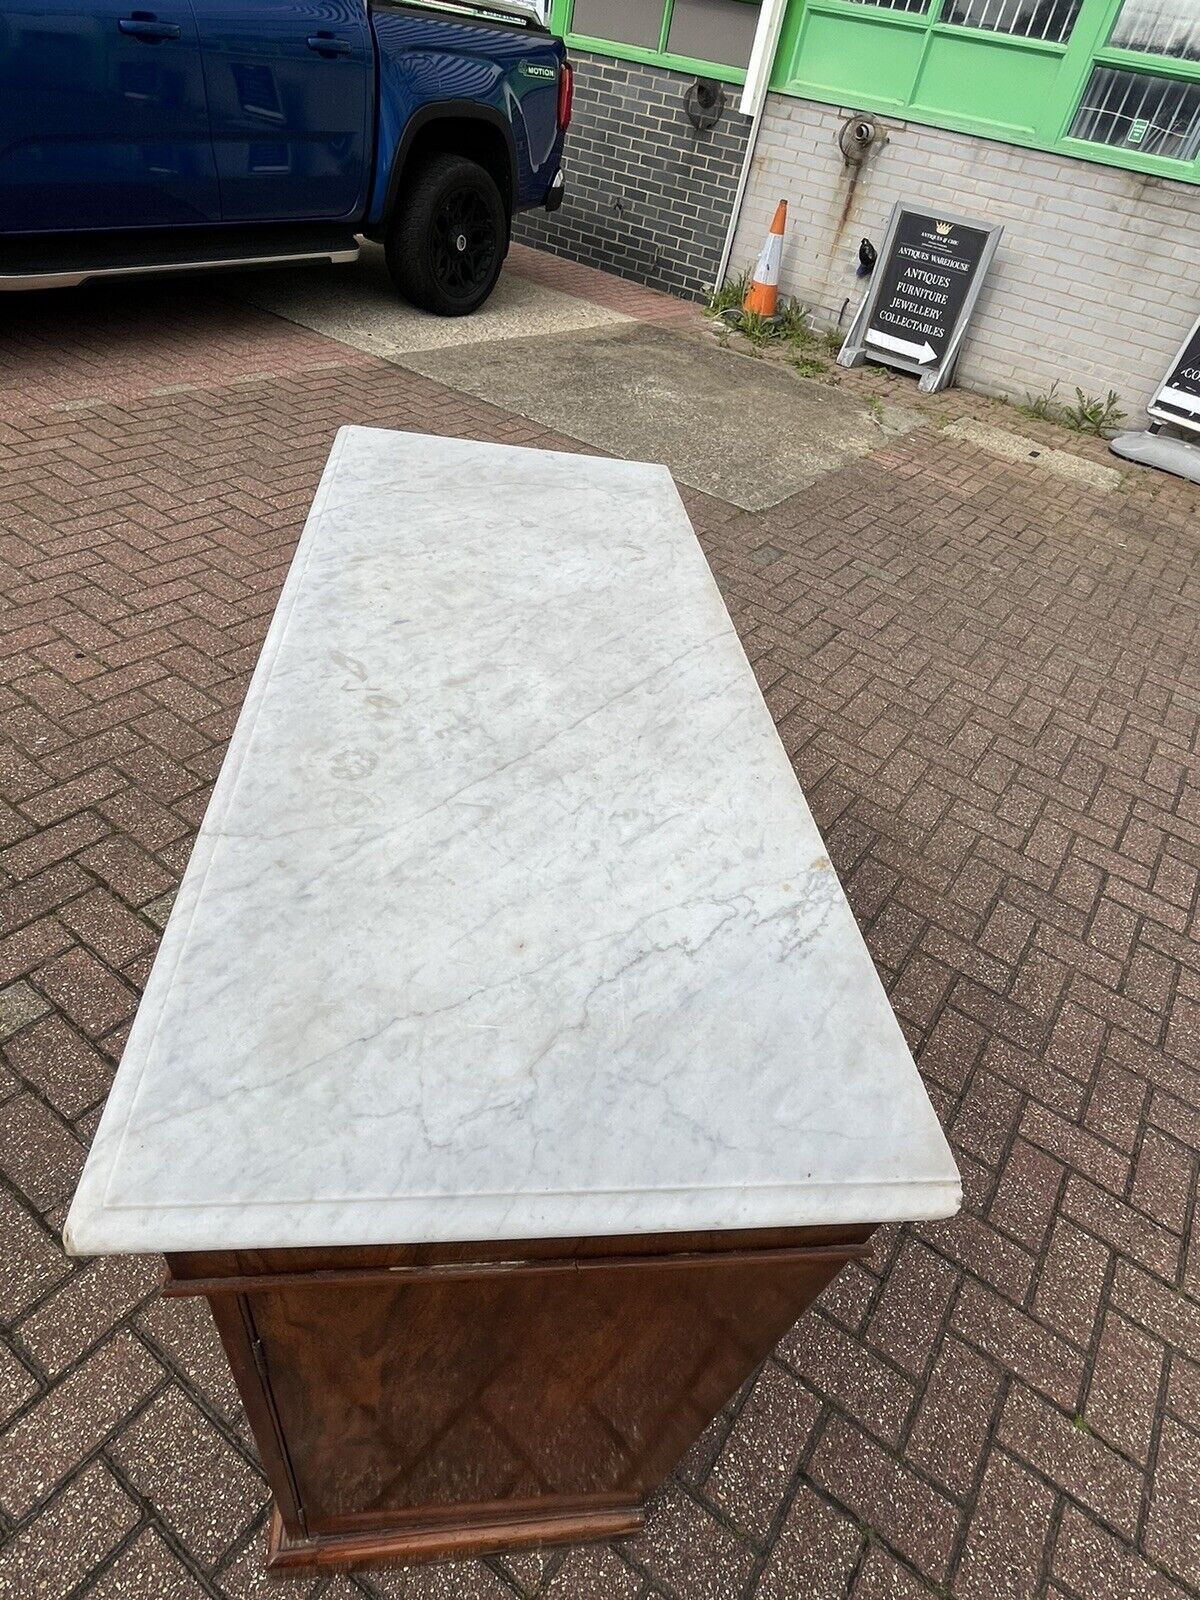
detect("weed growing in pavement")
(736, 309), (777, 351)
(704, 270), (751, 317)
(1062, 388), (1126, 435)
(1019, 381), (1126, 436)
(777, 298), (817, 348)
(707, 281), (845, 370)
(1018, 382), (1063, 422)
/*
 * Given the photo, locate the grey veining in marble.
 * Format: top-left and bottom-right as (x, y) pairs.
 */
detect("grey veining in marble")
(65, 427), (960, 1256)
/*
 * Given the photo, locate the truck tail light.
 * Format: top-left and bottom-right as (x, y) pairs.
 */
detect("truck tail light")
(557, 60), (574, 131)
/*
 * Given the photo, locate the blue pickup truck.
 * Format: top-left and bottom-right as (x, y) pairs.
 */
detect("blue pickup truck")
(0, 0), (570, 314)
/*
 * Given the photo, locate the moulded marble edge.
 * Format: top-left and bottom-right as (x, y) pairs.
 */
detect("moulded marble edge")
(66, 1180), (964, 1257)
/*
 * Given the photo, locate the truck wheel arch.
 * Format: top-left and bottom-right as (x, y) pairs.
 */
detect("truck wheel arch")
(381, 103), (519, 235)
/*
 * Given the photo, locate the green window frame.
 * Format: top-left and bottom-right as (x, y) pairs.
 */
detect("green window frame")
(548, 0), (763, 84)
(770, 0), (1200, 179)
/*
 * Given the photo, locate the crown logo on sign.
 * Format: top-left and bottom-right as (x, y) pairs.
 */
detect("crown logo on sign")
(934, 221), (952, 236)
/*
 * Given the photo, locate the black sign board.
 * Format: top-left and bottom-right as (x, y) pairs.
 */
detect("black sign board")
(837, 204), (1002, 393)
(1147, 313), (1200, 434)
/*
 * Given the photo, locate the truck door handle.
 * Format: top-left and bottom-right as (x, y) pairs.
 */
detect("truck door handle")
(119, 16), (182, 41)
(306, 33), (353, 56)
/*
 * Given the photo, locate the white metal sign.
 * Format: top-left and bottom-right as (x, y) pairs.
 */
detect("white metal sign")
(1147, 311), (1200, 435)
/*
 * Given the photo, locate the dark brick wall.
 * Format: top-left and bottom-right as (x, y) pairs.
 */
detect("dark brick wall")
(513, 50), (750, 301)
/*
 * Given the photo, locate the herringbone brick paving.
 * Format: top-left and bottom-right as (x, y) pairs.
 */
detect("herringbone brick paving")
(0, 262), (1197, 1600)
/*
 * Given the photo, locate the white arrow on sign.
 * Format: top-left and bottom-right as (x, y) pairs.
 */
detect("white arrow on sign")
(1159, 385), (1200, 415)
(866, 329), (937, 364)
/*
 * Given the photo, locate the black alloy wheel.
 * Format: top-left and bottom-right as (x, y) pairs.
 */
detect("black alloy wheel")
(430, 184), (497, 307)
(387, 152), (507, 317)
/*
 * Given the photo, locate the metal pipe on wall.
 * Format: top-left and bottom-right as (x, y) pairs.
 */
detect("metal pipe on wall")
(715, 0), (790, 291)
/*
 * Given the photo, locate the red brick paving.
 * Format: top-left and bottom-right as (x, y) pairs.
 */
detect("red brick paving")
(0, 280), (374, 414)
(507, 241), (699, 326)
(0, 254), (1198, 1600)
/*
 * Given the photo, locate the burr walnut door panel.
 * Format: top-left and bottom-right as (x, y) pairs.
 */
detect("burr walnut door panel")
(247, 1248), (848, 1536)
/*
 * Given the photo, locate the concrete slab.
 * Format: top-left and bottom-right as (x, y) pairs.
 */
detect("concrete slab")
(397, 324), (922, 511)
(945, 418), (1121, 492)
(237, 242), (631, 358)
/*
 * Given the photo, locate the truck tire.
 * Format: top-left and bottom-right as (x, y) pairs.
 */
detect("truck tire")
(386, 152), (507, 317)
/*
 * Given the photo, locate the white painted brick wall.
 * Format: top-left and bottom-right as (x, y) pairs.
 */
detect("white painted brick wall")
(729, 97), (1200, 412)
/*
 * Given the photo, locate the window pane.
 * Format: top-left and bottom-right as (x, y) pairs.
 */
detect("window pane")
(1108, 0), (1200, 60)
(940, 0), (1081, 44)
(840, 0), (930, 14)
(570, 0), (663, 48)
(1070, 65), (1200, 158)
(667, 0), (762, 66)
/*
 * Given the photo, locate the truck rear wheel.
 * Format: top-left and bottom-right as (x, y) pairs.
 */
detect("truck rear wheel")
(386, 152), (507, 317)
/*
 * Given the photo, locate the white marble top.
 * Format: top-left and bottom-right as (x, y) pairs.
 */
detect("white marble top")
(65, 427), (959, 1257)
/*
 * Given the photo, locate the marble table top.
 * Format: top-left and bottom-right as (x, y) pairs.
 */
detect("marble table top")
(65, 427), (959, 1257)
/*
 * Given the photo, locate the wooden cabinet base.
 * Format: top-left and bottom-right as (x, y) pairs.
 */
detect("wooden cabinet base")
(266, 1500), (646, 1572)
(166, 1227), (873, 1575)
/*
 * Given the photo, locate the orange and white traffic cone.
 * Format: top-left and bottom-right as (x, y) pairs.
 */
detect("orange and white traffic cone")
(743, 200), (788, 319)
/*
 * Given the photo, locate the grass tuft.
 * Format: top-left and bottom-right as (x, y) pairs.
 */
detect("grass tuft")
(704, 270), (751, 317)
